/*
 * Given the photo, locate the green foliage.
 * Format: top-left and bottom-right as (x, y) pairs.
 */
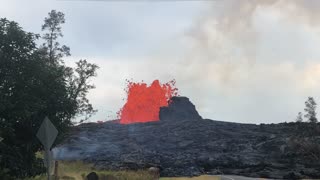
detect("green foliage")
(0, 168), (14, 180)
(41, 10), (70, 64)
(67, 59), (99, 122)
(0, 18), (46, 177)
(0, 10), (98, 178)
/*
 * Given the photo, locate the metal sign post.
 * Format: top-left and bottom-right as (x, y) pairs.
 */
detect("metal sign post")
(36, 117), (58, 180)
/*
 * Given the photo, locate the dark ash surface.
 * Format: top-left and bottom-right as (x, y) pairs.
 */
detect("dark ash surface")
(53, 96), (320, 179)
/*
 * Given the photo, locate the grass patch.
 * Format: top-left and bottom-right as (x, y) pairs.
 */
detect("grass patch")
(26, 160), (156, 180)
(25, 160), (218, 180)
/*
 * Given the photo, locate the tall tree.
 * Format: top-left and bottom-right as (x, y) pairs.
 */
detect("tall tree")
(41, 10), (70, 65)
(304, 97), (318, 123)
(41, 10), (98, 122)
(0, 10), (98, 178)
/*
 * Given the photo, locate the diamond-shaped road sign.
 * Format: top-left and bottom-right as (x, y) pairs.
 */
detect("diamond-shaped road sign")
(36, 117), (58, 150)
(36, 117), (58, 180)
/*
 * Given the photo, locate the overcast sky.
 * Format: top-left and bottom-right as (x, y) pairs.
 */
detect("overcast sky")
(2, 0), (320, 124)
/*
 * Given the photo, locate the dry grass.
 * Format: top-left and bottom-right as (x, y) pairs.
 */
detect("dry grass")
(26, 161), (219, 180)
(58, 161), (156, 180)
(25, 160), (156, 180)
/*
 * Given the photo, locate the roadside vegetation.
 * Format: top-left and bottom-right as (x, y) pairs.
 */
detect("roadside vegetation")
(0, 10), (98, 179)
(23, 160), (217, 180)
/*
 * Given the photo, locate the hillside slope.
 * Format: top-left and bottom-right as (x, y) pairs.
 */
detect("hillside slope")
(53, 97), (320, 179)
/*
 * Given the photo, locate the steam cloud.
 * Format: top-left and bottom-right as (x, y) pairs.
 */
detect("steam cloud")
(179, 0), (320, 90)
(153, 0), (320, 122)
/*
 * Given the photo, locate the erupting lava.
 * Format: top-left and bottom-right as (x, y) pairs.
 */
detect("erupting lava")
(118, 80), (178, 124)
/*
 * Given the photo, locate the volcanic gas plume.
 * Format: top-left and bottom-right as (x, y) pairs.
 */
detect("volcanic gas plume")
(117, 80), (178, 124)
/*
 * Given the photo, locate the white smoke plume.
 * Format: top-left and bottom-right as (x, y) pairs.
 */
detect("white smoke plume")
(150, 0), (316, 97)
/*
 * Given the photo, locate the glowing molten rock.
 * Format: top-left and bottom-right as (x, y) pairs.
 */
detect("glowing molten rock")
(118, 80), (178, 124)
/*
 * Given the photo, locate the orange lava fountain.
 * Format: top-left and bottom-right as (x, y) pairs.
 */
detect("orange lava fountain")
(117, 80), (178, 124)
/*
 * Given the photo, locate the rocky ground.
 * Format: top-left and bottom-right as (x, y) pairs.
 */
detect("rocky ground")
(53, 97), (320, 179)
